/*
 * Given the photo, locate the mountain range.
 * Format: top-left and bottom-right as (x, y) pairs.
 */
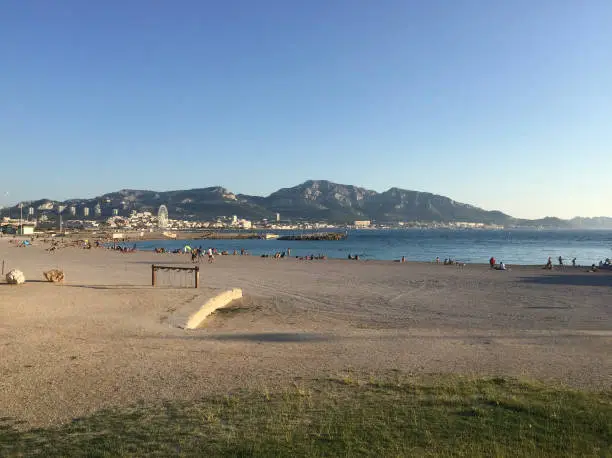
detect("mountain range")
(2, 180), (611, 229)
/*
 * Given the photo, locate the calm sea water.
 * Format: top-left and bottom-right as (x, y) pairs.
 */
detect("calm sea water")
(126, 229), (612, 265)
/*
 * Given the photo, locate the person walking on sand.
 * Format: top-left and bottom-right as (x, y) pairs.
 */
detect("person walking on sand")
(489, 257), (496, 269)
(572, 257), (577, 267)
(558, 256), (564, 266)
(207, 247), (214, 263)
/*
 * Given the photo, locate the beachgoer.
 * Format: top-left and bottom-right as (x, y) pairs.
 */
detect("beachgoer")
(558, 256), (563, 266)
(401, 256), (405, 263)
(489, 257), (496, 269)
(207, 248), (214, 263)
(436, 256), (440, 264)
(572, 258), (576, 267)
(499, 261), (506, 270)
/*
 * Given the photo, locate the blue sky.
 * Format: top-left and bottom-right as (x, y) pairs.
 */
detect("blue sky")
(1, 0), (611, 219)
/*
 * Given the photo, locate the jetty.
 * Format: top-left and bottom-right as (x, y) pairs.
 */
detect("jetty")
(195, 231), (273, 240)
(277, 232), (347, 241)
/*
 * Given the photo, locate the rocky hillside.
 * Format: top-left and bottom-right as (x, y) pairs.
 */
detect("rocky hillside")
(250, 181), (511, 224)
(2, 180), (611, 227)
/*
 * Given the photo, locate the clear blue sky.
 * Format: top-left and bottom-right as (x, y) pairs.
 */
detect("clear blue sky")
(1, 0), (611, 219)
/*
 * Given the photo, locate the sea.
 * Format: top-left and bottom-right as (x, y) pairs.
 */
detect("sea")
(126, 229), (612, 266)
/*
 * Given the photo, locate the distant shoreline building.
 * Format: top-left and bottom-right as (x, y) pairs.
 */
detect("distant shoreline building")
(353, 220), (371, 228)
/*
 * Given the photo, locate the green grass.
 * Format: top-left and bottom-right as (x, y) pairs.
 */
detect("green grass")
(2, 373), (610, 457)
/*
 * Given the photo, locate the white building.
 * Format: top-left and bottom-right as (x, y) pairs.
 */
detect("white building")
(238, 219), (252, 230)
(83, 207), (90, 217)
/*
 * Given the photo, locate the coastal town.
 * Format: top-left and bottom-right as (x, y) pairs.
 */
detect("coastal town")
(0, 202), (504, 236)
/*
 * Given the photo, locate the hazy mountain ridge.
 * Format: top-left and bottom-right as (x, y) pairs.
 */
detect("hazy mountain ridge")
(2, 180), (611, 228)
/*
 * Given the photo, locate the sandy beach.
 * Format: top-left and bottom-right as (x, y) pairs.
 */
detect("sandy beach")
(1, 237), (610, 428)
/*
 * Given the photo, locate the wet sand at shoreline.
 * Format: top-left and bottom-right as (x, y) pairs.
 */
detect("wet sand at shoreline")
(1, 238), (610, 428)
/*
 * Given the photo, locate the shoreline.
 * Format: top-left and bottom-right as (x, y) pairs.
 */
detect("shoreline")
(3, 235), (611, 269)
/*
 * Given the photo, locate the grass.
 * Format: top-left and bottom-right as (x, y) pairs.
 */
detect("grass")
(1, 373), (610, 457)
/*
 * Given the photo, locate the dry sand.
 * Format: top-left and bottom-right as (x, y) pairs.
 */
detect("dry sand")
(1, 237), (610, 428)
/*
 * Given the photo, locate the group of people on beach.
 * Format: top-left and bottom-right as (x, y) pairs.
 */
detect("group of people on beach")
(110, 243), (136, 253)
(591, 258), (612, 271)
(544, 256), (578, 270)
(489, 257), (507, 270)
(152, 245), (252, 259)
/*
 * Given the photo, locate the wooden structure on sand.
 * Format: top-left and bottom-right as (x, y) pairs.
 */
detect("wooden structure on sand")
(152, 264), (199, 288)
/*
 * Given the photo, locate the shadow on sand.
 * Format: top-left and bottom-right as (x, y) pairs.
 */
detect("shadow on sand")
(0, 280), (48, 286)
(182, 332), (332, 343)
(518, 273), (612, 287)
(60, 284), (153, 290)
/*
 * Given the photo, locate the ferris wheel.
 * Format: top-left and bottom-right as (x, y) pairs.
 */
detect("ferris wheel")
(157, 205), (169, 229)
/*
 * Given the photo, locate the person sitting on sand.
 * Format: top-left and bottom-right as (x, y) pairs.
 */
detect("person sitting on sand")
(499, 261), (506, 270)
